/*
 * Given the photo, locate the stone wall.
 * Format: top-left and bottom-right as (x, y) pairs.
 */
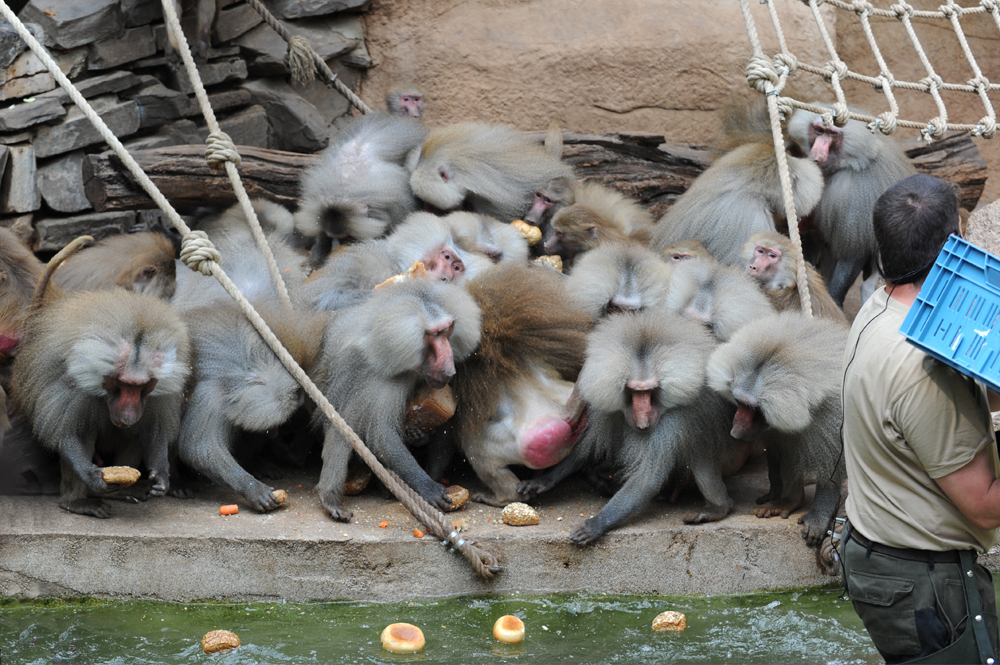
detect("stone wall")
(0, 0), (371, 251)
(359, 0), (1000, 206)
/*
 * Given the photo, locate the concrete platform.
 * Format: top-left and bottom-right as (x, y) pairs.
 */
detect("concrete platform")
(1, 457), (848, 602)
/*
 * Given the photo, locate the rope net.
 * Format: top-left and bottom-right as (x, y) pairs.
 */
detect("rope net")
(0, 0), (499, 579)
(739, 0), (998, 314)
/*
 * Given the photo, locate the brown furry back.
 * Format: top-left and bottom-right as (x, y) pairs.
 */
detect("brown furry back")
(453, 262), (593, 438)
(0, 229), (44, 343)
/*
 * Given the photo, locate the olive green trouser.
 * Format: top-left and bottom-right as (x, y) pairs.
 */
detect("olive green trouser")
(841, 532), (999, 663)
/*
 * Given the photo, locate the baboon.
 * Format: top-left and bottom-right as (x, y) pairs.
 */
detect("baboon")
(706, 311), (848, 545)
(519, 309), (743, 544)
(741, 231), (846, 323)
(386, 84), (425, 119)
(787, 103), (915, 305)
(661, 238), (711, 264)
(565, 242), (673, 318)
(53, 232), (177, 300)
(310, 278), (481, 519)
(664, 257), (774, 341)
(450, 262), (591, 506)
(13, 240), (190, 518)
(296, 113), (428, 268)
(0, 228), (44, 374)
(409, 122), (574, 223)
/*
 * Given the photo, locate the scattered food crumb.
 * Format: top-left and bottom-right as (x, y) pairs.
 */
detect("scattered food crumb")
(379, 521), (389, 528)
(414, 528), (424, 538)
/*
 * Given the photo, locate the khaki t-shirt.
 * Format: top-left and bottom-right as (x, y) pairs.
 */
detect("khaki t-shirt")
(843, 287), (1000, 552)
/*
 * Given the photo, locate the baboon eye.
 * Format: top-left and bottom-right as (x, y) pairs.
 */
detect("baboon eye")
(140, 266), (157, 279)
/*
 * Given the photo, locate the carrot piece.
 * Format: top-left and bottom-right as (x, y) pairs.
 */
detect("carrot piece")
(413, 528), (424, 538)
(379, 521), (389, 528)
(220, 505), (238, 516)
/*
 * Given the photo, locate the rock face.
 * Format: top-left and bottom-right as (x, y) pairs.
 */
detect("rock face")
(36, 150), (91, 213)
(242, 79), (328, 153)
(20, 0), (125, 50)
(0, 144), (40, 214)
(33, 98), (141, 158)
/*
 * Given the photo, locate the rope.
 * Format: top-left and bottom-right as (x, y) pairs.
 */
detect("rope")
(160, 0), (291, 309)
(740, 0), (814, 317)
(0, 0), (499, 580)
(244, 0), (373, 115)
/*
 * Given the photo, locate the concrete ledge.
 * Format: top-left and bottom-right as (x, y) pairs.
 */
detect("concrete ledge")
(0, 458), (840, 602)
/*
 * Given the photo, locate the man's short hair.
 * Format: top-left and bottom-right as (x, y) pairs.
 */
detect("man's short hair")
(873, 174), (960, 285)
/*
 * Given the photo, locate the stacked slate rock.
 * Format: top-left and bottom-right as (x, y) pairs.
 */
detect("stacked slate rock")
(0, 0), (370, 251)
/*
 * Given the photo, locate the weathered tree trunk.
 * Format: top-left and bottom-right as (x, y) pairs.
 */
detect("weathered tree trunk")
(82, 131), (987, 218)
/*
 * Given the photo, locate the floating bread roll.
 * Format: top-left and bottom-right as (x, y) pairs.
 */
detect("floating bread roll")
(201, 630), (241, 653)
(493, 615), (525, 644)
(272, 489), (288, 505)
(501, 502), (539, 526)
(534, 255), (563, 272)
(381, 623), (425, 653)
(101, 466), (140, 487)
(443, 485), (469, 512)
(652, 611), (687, 632)
(510, 220), (542, 246)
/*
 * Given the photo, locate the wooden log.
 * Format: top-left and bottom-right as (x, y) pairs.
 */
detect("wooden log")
(82, 130), (987, 216)
(83, 145), (316, 212)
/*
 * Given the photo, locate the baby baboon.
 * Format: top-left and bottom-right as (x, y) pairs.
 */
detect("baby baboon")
(660, 238), (711, 264)
(520, 309), (742, 544)
(386, 84), (425, 119)
(707, 311), (847, 545)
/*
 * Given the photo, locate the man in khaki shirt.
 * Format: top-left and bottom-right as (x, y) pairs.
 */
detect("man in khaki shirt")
(842, 174), (1000, 663)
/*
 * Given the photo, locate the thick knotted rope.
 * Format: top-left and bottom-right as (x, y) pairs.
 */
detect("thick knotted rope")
(0, 0), (501, 580)
(244, 0), (373, 114)
(205, 132), (243, 169)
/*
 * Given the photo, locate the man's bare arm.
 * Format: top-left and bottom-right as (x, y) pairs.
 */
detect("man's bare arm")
(936, 445), (1000, 530)
(988, 389), (1000, 412)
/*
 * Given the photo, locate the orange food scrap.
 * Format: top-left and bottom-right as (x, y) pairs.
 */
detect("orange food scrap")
(379, 521), (389, 528)
(413, 528), (424, 538)
(219, 505), (238, 516)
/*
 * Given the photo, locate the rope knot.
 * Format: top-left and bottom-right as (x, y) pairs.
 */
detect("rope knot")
(773, 53), (798, 76)
(983, 0), (999, 11)
(876, 72), (895, 90)
(938, 3), (960, 17)
(920, 116), (948, 142)
(180, 231), (222, 276)
(852, 0), (874, 16)
(831, 102), (850, 127)
(745, 55), (779, 94)
(969, 74), (991, 91)
(776, 96), (794, 122)
(920, 74), (944, 92)
(286, 35), (318, 86)
(867, 111), (898, 135)
(825, 60), (850, 82)
(891, 2), (915, 18)
(205, 131), (242, 170)
(975, 116), (997, 138)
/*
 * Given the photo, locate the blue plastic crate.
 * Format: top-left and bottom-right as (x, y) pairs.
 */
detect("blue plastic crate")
(900, 234), (1000, 393)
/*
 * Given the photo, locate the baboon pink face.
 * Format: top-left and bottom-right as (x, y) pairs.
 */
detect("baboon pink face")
(807, 123), (842, 169)
(103, 374), (158, 428)
(624, 379), (659, 431)
(524, 191), (555, 225)
(731, 401), (766, 441)
(399, 94), (423, 118)
(423, 246), (465, 282)
(748, 244), (782, 280)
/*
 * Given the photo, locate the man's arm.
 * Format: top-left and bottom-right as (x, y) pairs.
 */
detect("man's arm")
(936, 445), (1000, 530)
(988, 388), (1000, 412)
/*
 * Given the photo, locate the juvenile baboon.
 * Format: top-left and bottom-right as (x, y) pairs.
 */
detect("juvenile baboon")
(53, 232), (177, 300)
(787, 103), (915, 305)
(651, 143), (824, 266)
(176, 298), (325, 511)
(661, 238), (711, 264)
(296, 113), (428, 268)
(310, 278), (481, 519)
(409, 122), (574, 223)
(664, 257), (774, 341)
(544, 203), (651, 265)
(706, 311), (847, 545)
(519, 309), (743, 544)
(386, 84), (425, 119)
(741, 231), (846, 323)
(13, 245), (190, 517)
(565, 242), (673, 318)
(451, 262), (592, 506)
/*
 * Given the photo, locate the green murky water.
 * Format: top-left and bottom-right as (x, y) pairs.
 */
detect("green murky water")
(1, 587), (881, 664)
